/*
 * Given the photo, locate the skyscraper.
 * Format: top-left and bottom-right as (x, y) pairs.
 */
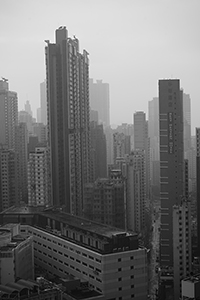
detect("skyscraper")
(24, 100), (33, 117)
(0, 146), (19, 211)
(159, 79), (184, 298)
(148, 97), (160, 194)
(90, 121), (107, 180)
(45, 26), (90, 215)
(113, 132), (131, 165)
(134, 111), (150, 200)
(0, 79), (18, 150)
(28, 147), (50, 206)
(89, 79), (110, 128)
(126, 150), (145, 233)
(15, 122), (28, 203)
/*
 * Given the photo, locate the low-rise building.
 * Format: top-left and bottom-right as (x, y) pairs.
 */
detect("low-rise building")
(1, 206), (148, 299)
(0, 223), (34, 284)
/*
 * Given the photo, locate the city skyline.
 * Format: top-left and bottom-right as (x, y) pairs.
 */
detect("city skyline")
(0, 0), (199, 133)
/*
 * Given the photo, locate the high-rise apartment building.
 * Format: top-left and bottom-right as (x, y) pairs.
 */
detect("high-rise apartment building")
(89, 79), (110, 128)
(84, 170), (125, 229)
(126, 150), (145, 233)
(46, 26), (91, 215)
(0, 79), (18, 150)
(173, 201), (192, 300)
(28, 147), (50, 206)
(0, 146), (19, 211)
(113, 132), (131, 165)
(134, 111), (150, 200)
(32, 122), (47, 144)
(40, 80), (47, 125)
(148, 97), (160, 194)
(15, 122), (28, 203)
(18, 110), (33, 135)
(196, 128), (200, 254)
(159, 79), (184, 298)
(90, 121), (107, 180)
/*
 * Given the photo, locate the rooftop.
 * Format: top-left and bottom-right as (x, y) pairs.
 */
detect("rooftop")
(2, 205), (47, 214)
(0, 234), (29, 252)
(41, 208), (136, 239)
(183, 273), (200, 283)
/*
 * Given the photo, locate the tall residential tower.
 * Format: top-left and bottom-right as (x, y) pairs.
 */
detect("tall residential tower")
(45, 27), (91, 215)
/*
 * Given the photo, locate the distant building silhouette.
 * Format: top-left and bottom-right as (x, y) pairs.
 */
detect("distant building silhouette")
(148, 97), (160, 196)
(18, 110), (33, 135)
(15, 122), (28, 203)
(37, 107), (41, 123)
(90, 121), (107, 180)
(32, 123), (47, 144)
(45, 26), (91, 215)
(40, 80), (47, 125)
(89, 79), (110, 128)
(134, 111), (150, 200)
(24, 100), (33, 117)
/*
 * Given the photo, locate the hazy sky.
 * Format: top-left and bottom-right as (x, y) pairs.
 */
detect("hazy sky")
(0, 0), (199, 132)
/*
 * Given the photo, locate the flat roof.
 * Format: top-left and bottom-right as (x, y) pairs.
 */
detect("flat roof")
(183, 274), (200, 283)
(41, 209), (137, 239)
(1, 205), (46, 214)
(0, 234), (29, 251)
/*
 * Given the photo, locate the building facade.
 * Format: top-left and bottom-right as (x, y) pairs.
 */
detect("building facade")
(0, 147), (19, 211)
(196, 127), (200, 254)
(159, 79), (184, 298)
(28, 147), (50, 206)
(0, 223), (34, 284)
(15, 122), (28, 203)
(46, 26), (91, 215)
(84, 170), (125, 229)
(134, 112), (150, 200)
(113, 132), (130, 165)
(0, 79), (18, 150)
(126, 151), (145, 233)
(173, 201), (192, 299)
(90, 121), (107, 181)
(148, 97), (160, 195)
